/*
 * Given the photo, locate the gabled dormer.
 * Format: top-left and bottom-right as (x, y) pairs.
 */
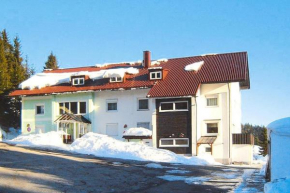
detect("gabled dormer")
(109, 76), (123, 83)
(71, 75), (86, 86)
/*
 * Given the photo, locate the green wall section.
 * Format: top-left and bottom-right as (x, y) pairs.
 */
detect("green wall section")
(21, 93), (93, 135)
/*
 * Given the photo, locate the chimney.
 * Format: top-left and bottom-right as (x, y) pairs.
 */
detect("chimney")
(143, 51), (151, 68)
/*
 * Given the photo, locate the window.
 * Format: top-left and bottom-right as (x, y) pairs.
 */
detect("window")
(107, 100), (117, 111)
(137, 122), (150, 130)
(72, 77), (85, 85)
(159, 101), (188, 112)
(150, 71), (162, 80)
(159, 138), (189, 147)
(207, 123), (218, 134)
(206, 97), (218, 106)
(106, 123), (118, 136)
(205, 147), (212, 152)
(36, 105), (44, 115)
(138, 99), (149, 110)
(59, 102), (87, 115)
(110, 77), (123, 83)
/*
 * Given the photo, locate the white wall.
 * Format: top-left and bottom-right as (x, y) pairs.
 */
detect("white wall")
(93, 89), (156, 141)
(194, 82), (242, 164)
(232, 145), (253, 164)
(270, 133), (290, 180)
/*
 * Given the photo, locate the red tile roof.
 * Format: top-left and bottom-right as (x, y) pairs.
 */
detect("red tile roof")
(9, 52), (250, 97)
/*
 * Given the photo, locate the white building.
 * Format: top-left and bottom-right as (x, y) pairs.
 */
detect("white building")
(10, 51), (252, 164)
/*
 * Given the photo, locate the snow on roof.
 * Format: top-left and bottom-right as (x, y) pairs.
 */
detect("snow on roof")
(19, 67), (139, 90)
(184, 61), (204, 71)
(201, 53), (218, 56)
(123, 127), (152, 136)
(95, 60), (142, 67)
(267, 117), (290, 134)
(151, 58), (168, 66)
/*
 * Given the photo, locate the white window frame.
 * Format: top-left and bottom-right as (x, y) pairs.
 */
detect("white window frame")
(159, 138), (189, 147)
(159, 101), (188, 112)
(59, 101), (87, 115)
(106, 99), (118, 112)
(35, 104), (45, 115)
(150, 71), (162, 80)
(110, 77), (123, 83)
(206, 95), (218, 107)
(72, 77), (85, 85)
(137, 98), (149, 111)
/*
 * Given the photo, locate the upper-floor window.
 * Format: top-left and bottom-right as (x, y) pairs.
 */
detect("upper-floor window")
(150, 71), (162, 80)
(206, 96), (218, 106)
(137, 122), (150, 130)
(110, 77), (123, 83)
(72, 77), (85, 85)
(207, 123), (218, 134)
(36, 105), (44, 115)
(107, 99), (117, 111)
(159, 101), (188, 112)
(138, 99), (149, 110)
(59, 102), (86, 115)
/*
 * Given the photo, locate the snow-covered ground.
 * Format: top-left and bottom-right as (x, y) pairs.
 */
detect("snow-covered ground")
(6, 132), (220, 166)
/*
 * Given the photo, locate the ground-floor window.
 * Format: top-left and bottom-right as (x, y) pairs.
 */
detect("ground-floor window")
(159, 138), (189, 147)
(205, 147), (212, 152)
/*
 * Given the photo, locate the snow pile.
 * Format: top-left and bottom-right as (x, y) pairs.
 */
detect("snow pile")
(123, 127), (152, 136)
(267, 117), (290, 135)
(19, 67), (139, 90)
(7, 131), (68, 150)
(70, 133), (219, 165)
(158, 175), (210, 185)
(6, 132), (220, 166)
(253, 145), (268, 164)
(151, 58), (168, 66)
(184, 61), (204, 71)
(264, 177), (290, 193)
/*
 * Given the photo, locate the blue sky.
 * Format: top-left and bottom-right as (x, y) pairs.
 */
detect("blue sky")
(1, 0), (289, 125)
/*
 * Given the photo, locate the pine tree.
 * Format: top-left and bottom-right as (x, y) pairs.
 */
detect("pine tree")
(44, 52), (59, 70)
(258, 127), (268, 156)
(0, 37), (10, 93)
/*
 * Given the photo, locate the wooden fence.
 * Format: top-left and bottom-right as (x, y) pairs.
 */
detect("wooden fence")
(232, 133), (254, 145)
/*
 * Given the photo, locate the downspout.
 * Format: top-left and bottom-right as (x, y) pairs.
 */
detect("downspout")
(227, 83), (231, 161)
(195, 96), (198, 156)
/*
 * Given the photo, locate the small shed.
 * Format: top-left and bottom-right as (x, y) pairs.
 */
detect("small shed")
(267, 117), (290, 181)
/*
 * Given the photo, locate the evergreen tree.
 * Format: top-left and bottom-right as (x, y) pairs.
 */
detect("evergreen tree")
(0, 29), (33, 129)
(44, 52), (59, 70)
(258, 128), (268, 156)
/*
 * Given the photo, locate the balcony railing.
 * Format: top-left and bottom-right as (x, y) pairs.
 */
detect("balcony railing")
(232, 133), (254, 145)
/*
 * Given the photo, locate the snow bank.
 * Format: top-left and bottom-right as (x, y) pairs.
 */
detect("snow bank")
(123, 127), (152, 136)
(264, 177), (290, 193)
(71, 133), (219, 165)
(184, 61), (204, 71)
(6, 132), (220, 166)
(158, 175), (211, 185)
(253, 145), (268, 164)
(7, 131), (69, 150)
(19, 68), (139, 90)
(267, 117), (290, 134)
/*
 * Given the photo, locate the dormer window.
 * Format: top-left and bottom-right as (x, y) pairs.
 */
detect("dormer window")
(150, 71), (162, 80)
(72, 77), (85, 85)
(110, 77), (123, 83)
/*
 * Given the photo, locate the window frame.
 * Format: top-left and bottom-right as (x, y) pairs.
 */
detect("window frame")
(205, 122), (219, 135)
(72, 77), (85, 86)
(58, 101), (87, 115)
(35, 104), (45, 115)
(137, 98), (149, 111)
(159, 101), (188, 112)
(150, 71), (162, 80)
(206, 95), (218, 107)
(106, 99), (118, 112)
(137, 122), (151, 130)
(159, 138), (189, 147)
(110, 77), (123, 83)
